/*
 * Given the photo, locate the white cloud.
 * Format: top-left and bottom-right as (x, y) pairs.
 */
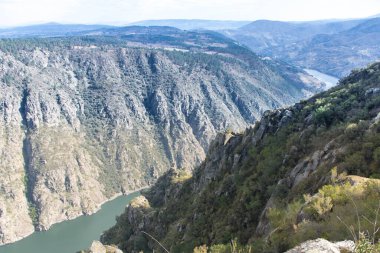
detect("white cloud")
(0, 0), (379, 27)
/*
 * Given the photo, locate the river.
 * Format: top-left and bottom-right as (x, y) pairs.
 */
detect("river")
(0, 191), (140, 253)
(304, 69), (339, 90)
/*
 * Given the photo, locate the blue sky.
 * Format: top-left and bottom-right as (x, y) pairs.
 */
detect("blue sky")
(0, 0), (380, 27)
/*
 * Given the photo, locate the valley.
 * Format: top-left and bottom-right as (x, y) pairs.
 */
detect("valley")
(0, 29), (322, 246)
(0, 8), (379, 253)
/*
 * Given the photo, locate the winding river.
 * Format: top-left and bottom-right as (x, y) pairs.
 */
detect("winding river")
(304, 69), (339, 90)
(0, 191), (140, 253)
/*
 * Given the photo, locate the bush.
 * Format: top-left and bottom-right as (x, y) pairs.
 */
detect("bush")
(193, 240), (252, 253)
(314, 104), (335, 126)
(355, 233), (380, 253)
(28, 203), (38, 227)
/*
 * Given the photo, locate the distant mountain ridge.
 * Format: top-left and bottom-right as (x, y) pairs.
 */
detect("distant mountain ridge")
(129, 19), (251, 30)
(238, 19), (362, 33)
(226, 17), (380, 77)
(0, 20), (251, 39)
(346, 17), (380, 33)
(0, 23), (113, 38)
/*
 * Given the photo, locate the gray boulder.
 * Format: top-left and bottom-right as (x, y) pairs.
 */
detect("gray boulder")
(285, 239), (355, 253)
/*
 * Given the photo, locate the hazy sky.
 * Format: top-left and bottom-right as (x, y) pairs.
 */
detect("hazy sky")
(0, 0), (380, 27)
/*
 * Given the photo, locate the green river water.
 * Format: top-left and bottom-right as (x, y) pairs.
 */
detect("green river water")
(0, 191), (140, 253)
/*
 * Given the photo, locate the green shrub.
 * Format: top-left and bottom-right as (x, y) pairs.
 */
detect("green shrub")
(314, 103), (334, 126)
(28, 203), (38, 227)
(193, 240), (252, 253)
(355, 233), (379, 253)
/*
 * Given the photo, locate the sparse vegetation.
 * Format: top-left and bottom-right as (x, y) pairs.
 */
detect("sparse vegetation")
(194, 239), (252, 253)
(101, 62), (380, 253)
(28, 203), (38, 227)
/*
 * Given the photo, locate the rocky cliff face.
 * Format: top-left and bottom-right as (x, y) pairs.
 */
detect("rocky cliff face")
(0, 34), (322, 245)
(102, 62), (380, 252)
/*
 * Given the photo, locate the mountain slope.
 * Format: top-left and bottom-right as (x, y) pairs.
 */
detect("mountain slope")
(281, 18), (380, 77)
(102, 62), (380, 252)
(226, 18), (380, 78)
(0, 31), (322, 245)
(224, 19), (363, 53)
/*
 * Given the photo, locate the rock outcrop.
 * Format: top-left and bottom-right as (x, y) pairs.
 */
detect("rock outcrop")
(82, 241), (122, 253)
(285, 239), (355, 253)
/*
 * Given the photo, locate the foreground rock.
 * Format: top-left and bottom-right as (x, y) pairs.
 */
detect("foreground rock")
(80, 241), (123, 253)
(285, 239), (355, 253)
